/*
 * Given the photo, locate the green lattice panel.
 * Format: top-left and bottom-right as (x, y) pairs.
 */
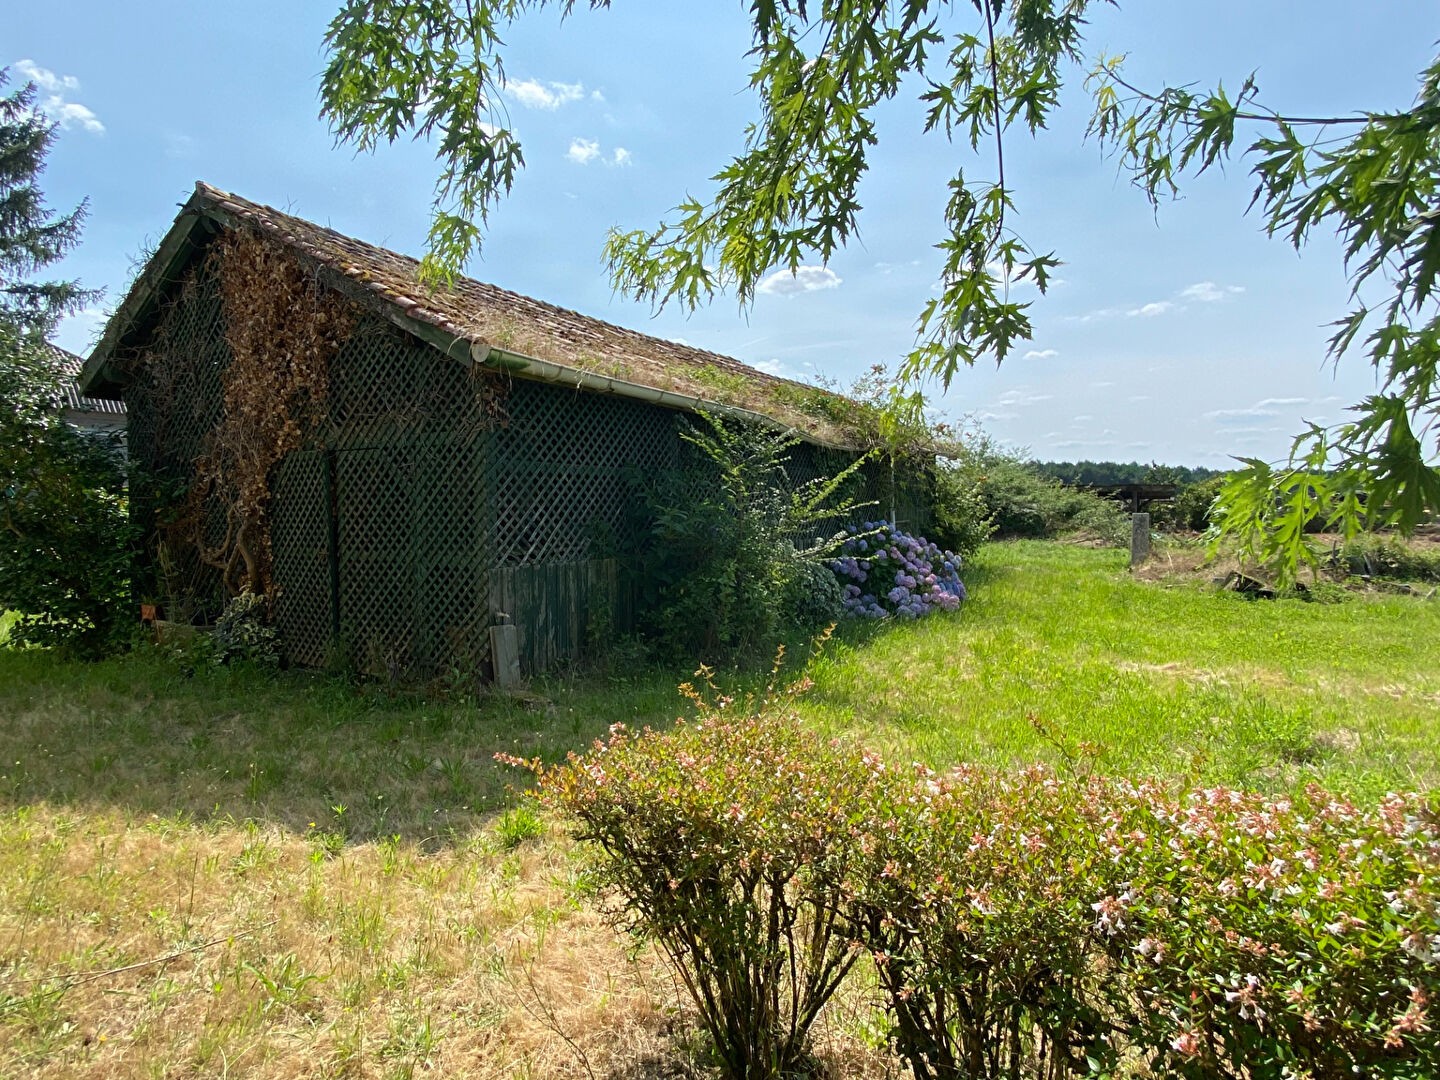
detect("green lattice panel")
(271, 451), (334, 668)
(486, 380), (681, 567)
(123, 251), (928, 679)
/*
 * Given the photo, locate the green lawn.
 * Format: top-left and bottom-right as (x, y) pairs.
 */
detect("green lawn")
(803, 541), (1440, 793)
(1, 540), (1434, 844)
(3, 540), (1436, 1078)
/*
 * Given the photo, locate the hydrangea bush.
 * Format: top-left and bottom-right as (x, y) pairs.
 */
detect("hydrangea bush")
(518, 708), (1439, 1080)
(829, 522), (966, 619)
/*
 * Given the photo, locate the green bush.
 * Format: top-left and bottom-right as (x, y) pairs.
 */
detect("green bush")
(528, 710), (1440, 1080)
(522, 699), (882, 1079)
(854, 763), (1122, 1077)
(1336, 535), (1440, 582)
(634, 413), (868, 662)
(939, 441), (1129, 545)
(1154, 475), (1226, 532)
(781, 557), (846, 631)
(209, 589), (281, 667)
(929, 463), (995, 559)
(0, 421), (132, 656)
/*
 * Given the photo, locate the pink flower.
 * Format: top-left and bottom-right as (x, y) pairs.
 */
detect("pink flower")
(1170, 1029), (1203, 1059)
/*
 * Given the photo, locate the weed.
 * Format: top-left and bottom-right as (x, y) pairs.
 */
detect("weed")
(494, 806), (545, 851)
(244, 952), (327, 1017)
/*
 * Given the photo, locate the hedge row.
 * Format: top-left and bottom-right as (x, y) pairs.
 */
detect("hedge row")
(511, 710), (1439, 1079)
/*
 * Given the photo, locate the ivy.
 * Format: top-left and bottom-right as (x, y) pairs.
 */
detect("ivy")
(174, 232), (354, 597)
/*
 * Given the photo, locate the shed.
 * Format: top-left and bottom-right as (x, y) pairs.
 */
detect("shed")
(48, 342), (128, 437)
(80, 183), (931, 678)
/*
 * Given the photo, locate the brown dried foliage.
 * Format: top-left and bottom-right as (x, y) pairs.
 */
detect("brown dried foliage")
(190, 231), (354, 596)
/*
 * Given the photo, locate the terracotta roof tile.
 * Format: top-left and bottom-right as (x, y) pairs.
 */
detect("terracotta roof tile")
(189, 183), (850, 444)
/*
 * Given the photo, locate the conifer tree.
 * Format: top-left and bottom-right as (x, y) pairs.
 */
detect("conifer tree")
(0, 69), (128, 654)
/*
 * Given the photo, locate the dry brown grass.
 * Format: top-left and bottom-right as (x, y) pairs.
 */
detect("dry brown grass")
(0, 652), (898, 1078)
(3, 805), (848, 1079)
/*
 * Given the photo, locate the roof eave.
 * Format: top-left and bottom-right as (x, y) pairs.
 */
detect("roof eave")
(78, 190), (216, 399)
(471, 341), (852, 451)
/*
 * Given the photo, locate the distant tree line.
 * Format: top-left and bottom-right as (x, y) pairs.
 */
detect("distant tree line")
(1032, 460), (1226, 488)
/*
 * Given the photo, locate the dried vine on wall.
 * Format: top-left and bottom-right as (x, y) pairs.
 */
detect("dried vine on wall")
(186, 230), (355, 596)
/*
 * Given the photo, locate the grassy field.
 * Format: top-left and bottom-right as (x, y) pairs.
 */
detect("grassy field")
(2, 540), (1437, 1077)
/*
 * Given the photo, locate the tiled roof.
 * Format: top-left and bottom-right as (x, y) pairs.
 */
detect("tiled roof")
(173, 182), (851, 443)
(48, 342), (127, 416)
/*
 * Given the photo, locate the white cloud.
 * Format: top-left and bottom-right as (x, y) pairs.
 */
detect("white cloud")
(756, 265), (843, 296)
(566, 138), (601, 165)
(753, 357), (806, 379)
(976, 410), (1018, 422)
(875, 259), (922, 275)
(1204, 396), (1315, 422)
(590, 89), (606, 103)
(508, 78), (586, 110)
(163, 131), (198, 159)
(1071, 414), (1094, 423)
(1222, 425), (1287, 437)
(13, 59), (104, 133)
(1128, 301), (1174, 318)
(1070, 307), (1121, 323)
(1078, 281), (1243, 322)
(1023, 348), (1059, 360)
(566, 138), (631, 167)
(1126, 394), (1150, 403)
(14, 58), (76, 93)
(48, 101), (103, 133)
(1179, 281), (1245, 303)
(994, 388), (1053, 408)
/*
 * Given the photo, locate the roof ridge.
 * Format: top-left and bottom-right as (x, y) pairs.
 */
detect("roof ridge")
(195, 182), (804, 374)
(87, 181), (857, 445)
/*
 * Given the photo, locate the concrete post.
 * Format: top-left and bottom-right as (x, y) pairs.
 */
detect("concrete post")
(1130, 512), (1151, 568)
(490, 617), (522, 690)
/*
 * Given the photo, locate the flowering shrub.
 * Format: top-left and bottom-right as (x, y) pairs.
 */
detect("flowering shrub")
(858, 766), (1440, 1078)
(519, 709), (1439, 1079)
(829, 522), (966, 619)
(851, 764), (1129, 1078)
(514, 688), (884, 1079)
(1096, 782), (1440, 1078)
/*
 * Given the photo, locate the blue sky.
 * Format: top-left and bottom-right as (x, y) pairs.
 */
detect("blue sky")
(10, 1), (1438, 467)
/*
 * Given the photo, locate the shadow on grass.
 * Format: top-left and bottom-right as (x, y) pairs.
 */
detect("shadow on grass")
(0, 644), (696, 846)
(0, 554), (1007, 847)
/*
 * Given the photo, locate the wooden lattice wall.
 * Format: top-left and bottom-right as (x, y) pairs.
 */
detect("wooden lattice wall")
(122, 239), (930, 679)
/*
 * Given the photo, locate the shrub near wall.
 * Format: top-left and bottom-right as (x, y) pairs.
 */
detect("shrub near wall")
(517, 697), (883, 1078)
(525, 712), (1440, 1079)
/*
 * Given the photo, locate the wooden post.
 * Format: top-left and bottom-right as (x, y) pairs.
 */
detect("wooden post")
(1130, 512), (1151, 568)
